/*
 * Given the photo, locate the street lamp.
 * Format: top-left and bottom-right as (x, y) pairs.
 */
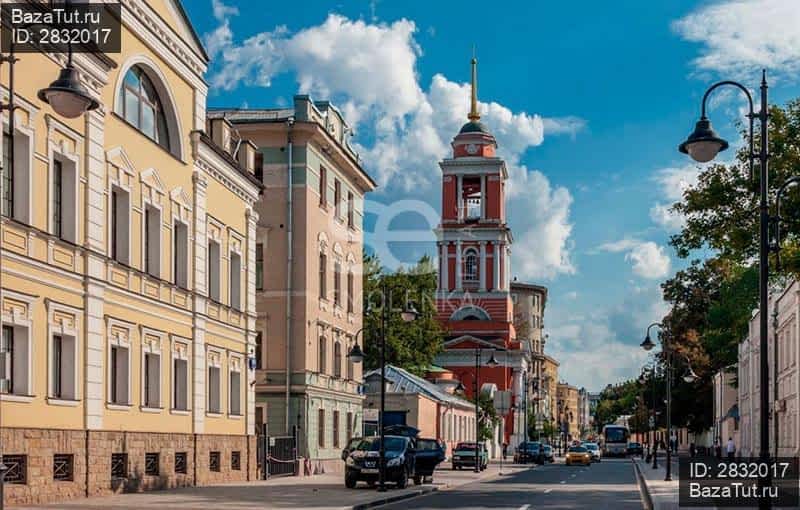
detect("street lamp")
(468, 348), (498, 473)
(347, 279), (418, 492)
(642, 323), (666, 474)
(679, 72), (796, 509)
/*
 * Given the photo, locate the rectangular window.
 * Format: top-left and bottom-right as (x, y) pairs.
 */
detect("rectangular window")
(208, 365), (221, 413)
(333, 410), (340, 448)
(109, 345), (129, 404)
(2, 454), (26, 484)
(111, 453), (127, 479)
(346, 412), (353, 441)
(347, 271), (354, 314)
(173, 357), (188, 411)
(51, 335), (76, 400)
(347, 191), (354, 228)
(256, 242), (264, 291)
(319, 253), (327, 299)
(229, 367), (241, 416)
(1, 325), (14, 394)
(110, 186), (130, 264)
(334, 261), (342, 307)
(175, 452), (187, 474)
(52, 159), (63, 238)
(318, 409), (325, 448)
(231, 451), (241, 471)
(144, 205), (161, 278)
(53, 454), (73, 481)
(209, 451), (220, 472)
(230, 251), (242, 310)
(144, 352), (160, 408)
(334, 179), (341, 219)
(2, 132), (12, 217)
(254, 151), (264, 182)
(173, 221), (188, 289)
(145, 453), (159, 476)
(319, 167), (327, 206)
(208, 240), (221, 301)
(255, 332), (263, 370)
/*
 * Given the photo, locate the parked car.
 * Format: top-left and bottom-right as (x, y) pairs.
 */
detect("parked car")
(341, 436), (363, 461)
(451, 442), (488, 471)
(542, 444), (554, 463)
(565, 445), (592, 466)
(583, 442), (601, 462)
(514, 441), (543, 464)
(627, 442), (644, 457)
(344, 436), (416, 489)
(412, 438), (446, 484)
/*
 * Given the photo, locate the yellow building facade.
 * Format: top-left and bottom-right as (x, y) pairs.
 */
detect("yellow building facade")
(0, 1), (261, 505)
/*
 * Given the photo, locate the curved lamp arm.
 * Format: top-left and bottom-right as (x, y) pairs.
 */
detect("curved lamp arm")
(700, 80), (756, 183)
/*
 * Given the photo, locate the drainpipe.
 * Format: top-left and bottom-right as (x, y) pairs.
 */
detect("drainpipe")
(285, 117), (295, 434)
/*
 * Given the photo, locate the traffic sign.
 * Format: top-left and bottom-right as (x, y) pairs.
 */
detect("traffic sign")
(494, 390), (512, 414)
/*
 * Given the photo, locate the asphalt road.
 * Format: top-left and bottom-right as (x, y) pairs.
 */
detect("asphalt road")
(380, 458), (645, 510)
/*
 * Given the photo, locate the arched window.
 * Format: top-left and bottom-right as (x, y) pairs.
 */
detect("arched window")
(318, 336), (327, 374)
(333, 341), (342, 378)
(116, 66), (170, 151)
(464, 248), (478, 281)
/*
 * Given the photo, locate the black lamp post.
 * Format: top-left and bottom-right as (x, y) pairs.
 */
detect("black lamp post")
(0, 30), (100, 510)
(642, 322), (671, 478)
(679, 71), (799, 509)
(347, 278), (417, 492)
(471, 348), (498, 473)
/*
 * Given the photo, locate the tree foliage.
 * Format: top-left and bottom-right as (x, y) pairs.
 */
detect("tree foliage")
(362, 254), (444, 375)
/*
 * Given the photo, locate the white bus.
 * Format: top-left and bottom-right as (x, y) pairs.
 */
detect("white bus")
(602, 425), (630, 457)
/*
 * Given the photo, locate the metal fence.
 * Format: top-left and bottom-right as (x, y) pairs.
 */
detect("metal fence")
(257, 426), (297, 479)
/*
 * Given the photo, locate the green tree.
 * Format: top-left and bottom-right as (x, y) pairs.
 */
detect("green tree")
(362, 254), (444, 375)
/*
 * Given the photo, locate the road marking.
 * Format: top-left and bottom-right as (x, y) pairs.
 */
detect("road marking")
(518, 505), (530, 510)
(570, 474), (576, 478)
(559, 480), (566, 484)
(544, 488), (553, 494)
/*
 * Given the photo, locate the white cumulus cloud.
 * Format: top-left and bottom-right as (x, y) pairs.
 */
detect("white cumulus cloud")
(648, 163), (702, 232)
(204, 5), (583, 281)
(673, 0), (800, 80)
(598, 239), (671, 279)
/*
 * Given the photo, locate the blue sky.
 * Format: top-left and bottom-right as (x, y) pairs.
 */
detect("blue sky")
(184, 0), (800, 391)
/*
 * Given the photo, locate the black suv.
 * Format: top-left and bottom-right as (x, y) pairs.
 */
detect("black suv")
(344, 436), (416, 489)
(514, 441), (543, 464)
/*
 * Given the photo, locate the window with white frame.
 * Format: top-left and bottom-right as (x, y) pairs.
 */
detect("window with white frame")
(230, 249), (242, 310)
(229, 358), (241, 416)
(464, 248), (478, 281)
(51, 156), (77, 243)
(144, 205), (161, 278)
(255, 242), (264, 291)
(208, 352), (222, 414)
(333, 260), (342, 307)
(347, 270), (354, 314)
(208, 239), (221, 301)
(319, 252), (327, 300)
(109, 342), (130, 405)
(172, 342), (189, 411)
(2, 126), (32, 223)
(110, 186), (131, 264)
(318, 336), (327, 374)
(51, 334), (76, 400)
(333, 341), (342, 378)
(1, 324), (30, 395)
(142, 339), (161, 408)
(173, 220), (188, 289)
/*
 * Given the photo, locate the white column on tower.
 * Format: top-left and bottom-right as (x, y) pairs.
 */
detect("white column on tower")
(455, 240), (463, 291)
(456, 174), (463, 221)
(493, 242), (500, 291)
(506, 246), (512, 290)
(441, 243), (449, 291)
(480, 175), (486, 220)
(479, 242), (487, 292)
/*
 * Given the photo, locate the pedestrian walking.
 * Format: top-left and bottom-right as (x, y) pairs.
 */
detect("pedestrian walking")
(502, 442), (508, 461)
(714, 438), (722, 459)
(726, 437), (736, 459)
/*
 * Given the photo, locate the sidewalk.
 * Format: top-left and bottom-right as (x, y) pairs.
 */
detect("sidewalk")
(633, 455), (716, 510)
(22, 462), (531, 510)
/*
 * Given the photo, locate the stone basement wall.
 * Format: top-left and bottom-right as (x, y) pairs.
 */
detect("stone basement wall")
(1, 428), (256, 507)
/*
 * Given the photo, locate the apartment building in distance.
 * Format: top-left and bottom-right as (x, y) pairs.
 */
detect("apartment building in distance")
(557, 382), (580, 442)
(209, 97), (376, 473)
(0, 1), (261, 506)
(511, 282), (548, 437)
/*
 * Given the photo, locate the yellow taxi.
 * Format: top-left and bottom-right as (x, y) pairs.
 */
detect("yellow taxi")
(565, 445), (592, 466)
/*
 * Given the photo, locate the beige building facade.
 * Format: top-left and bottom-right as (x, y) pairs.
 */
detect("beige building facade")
(557, 383), (580, 442)
(0, 1), (261, 506)
(210, 98), (376, 473)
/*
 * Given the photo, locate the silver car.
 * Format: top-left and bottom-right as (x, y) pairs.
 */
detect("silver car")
(583, 442), (601, 462)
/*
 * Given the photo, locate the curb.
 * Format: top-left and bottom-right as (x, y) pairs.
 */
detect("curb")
(632, 458), (654, 510)
(351, 485), (440, 510)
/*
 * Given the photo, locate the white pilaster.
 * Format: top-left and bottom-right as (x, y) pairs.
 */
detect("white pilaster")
(440, 243), (449, 292)
(245, 207), (258, 436)
(505, 246), (512, 290)
(455, 240), (462, 291)
(493, 242), (500, 290)
(192, 171), (209, 433)
(480, 176), (486, 220)
(479, 242), (487, 291)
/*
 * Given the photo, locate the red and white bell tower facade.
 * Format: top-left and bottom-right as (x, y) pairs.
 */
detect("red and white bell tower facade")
(434, 59), (527, 451)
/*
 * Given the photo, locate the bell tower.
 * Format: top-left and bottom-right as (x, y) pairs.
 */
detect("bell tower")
(434, 57), (519, 450)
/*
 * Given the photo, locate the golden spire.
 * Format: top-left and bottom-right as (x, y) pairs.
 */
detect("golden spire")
(468, 55), (480, 122)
